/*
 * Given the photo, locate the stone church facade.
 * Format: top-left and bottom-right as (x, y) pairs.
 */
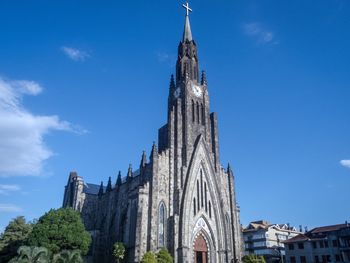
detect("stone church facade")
(63, 4), (243, 263)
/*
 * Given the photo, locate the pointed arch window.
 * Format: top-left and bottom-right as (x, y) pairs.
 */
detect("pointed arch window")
(193, 198), (196, 216)
(158, 202), (166, 247)
(201, 103), (205, 124)
(226, 214), (232, 248)
(197, 102), (200, 124)
(192, 100), (195, 122)
(200, 170), (204, 208)
(197, 180), (200, 209)
(205, 182), (208, 212)
(209, 201), (212, 218)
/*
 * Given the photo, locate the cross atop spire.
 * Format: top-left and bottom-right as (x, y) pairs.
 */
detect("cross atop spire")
(182, 2), (192, 16)
(182, 2), (193, 42)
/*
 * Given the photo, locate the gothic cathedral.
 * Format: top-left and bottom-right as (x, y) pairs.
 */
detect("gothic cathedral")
(63, 3), (243, 263)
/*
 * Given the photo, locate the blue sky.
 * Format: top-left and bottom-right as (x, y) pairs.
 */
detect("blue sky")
(0, 0), (349, 232)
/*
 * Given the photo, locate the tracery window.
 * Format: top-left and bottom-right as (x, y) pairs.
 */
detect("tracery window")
(158, 202), (166, 247)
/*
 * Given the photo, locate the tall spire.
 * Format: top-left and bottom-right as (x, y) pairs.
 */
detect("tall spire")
(182, 2), (193, 42)
(176, 1), (199, 84)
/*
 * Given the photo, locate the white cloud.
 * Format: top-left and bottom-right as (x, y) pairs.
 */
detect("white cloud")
(243, 22), (277, 45)
(0, 204), (23, 212)
(0, 76), (77, 177)
(61, 46), (90, 61)
(340, 160), (350, 169)
(0, 184), (21, 195)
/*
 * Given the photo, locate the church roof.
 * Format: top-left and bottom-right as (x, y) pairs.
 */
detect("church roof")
(82, 169), (141, 195)
(84, 183), (106, 195)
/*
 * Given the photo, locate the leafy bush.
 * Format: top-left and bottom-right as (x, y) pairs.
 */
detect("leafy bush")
(156, 248), (173, 263)
(28, 208), (91, 255)
(141, 251), (157, 263)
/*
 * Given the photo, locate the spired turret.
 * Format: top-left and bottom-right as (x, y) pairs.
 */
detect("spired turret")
(116, 171), (122, 187)
(127, 164), (133, 182)
(98, 181), (104, 197)
(106, 176), (112, 192)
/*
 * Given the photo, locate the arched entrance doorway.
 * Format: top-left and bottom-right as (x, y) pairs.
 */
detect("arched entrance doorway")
(194, 234), (208, 263)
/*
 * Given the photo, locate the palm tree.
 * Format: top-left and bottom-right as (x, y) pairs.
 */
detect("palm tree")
(52, 250), (83, 263)
(9, 246), (49, 263)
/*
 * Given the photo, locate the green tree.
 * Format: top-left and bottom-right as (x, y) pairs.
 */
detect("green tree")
(242, 254), (266, 263)
(112, 242), (125, 263)
(156, 248), (173, 263)
(52, 250), (83, 263)
(28, 208), (91, 255)
(0, 216), (33, 262)
(9, 246), (49, 263)
(141, 251), (157, 263)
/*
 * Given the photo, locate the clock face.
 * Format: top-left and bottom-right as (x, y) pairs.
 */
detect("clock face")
(192, 84), (202, 97)
(174, 88), (181, 98)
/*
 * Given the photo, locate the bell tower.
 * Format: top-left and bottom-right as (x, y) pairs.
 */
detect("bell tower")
(159, 2), (221, 176)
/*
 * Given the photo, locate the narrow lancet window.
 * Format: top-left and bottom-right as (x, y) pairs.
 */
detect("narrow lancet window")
(193, 198), (196, 216)
(192, 100), (195, 122)
(205, 182), (207, 212)
(209, 201), (212, 218)
(197, 180), (200, 209)
(200, 170), (204, 208)
(201, 104), (205, 124)
(158, 203), (166, 247)
(197, 102), (200, 124)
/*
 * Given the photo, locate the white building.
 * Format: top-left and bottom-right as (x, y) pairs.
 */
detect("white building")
(243, 220), (302, 263)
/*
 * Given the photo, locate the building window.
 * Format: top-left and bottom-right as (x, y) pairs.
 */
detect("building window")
(196, 102), (200, 124)
(192, 100), (195, 122)
(288, 244), (294, 250)
(200, 171), (203, 208)
(332, 240), (339, 247)
(312, 241), (317, 249)
(209, 201), (212, 218)
(158, 203), (166, 247)
(314, 256), (319, 263)
(298, 242), (304, 249)
(197, 180), (200, 210)
(193, 198), (196, 216)
(290, 256), (296, 263)
(335, 254), (341, 262)
(322, 255), (331, 262)
(201, 104), (205, 124)
(300, 256), (306, 263)
(204, 182), (208, 212)
(320, 241), (324, 248)
(324, 241), (328, 248)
